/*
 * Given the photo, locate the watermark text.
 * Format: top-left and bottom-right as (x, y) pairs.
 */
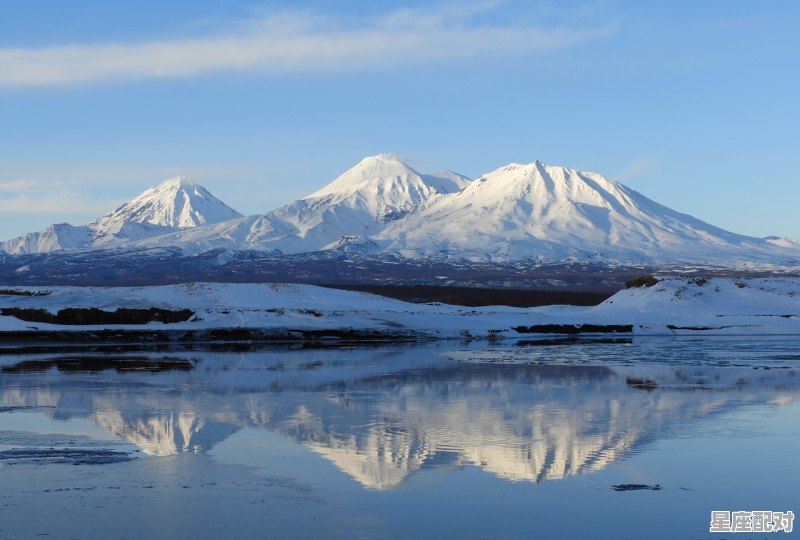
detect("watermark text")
(710, 510), (794, 533)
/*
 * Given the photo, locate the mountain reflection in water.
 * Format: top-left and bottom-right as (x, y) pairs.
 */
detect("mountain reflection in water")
(1, 340), (798, 490)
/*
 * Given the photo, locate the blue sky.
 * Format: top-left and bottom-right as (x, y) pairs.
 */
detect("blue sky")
(1, 0), (798, 240)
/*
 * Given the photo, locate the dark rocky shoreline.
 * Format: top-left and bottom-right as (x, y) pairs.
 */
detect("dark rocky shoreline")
(0, 327), (428, 348)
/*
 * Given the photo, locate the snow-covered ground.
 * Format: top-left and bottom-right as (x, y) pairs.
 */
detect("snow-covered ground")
(1, 277), (798, 337)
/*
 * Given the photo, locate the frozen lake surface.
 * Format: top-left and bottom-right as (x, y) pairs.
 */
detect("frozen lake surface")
(1, 338), (798, 539)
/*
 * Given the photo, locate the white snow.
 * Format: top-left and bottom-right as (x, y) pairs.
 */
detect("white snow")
(3, 155), (800, 268)
(0, 223), (94, 255)
(1, 177), (242, 255)
(133, 154), (472, 255)
(1, 277), (798, 337)
(123, 155), (800, 266)
(96, 176), (241, 230)
(375, 161), (800, 265)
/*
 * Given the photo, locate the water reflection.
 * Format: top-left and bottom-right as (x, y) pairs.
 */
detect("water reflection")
(1, 340), (799, 489)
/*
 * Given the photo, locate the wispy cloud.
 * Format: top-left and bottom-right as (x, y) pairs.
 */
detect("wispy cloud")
(0, 3), (616, 88)
(0, 193), (121, 216)
(0, 175), (125, 221)
(0, 179), (80, 192)
(616, 154), (661, 181)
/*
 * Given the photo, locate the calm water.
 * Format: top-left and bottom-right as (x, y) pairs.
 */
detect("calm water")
(1, 338), (799, 539)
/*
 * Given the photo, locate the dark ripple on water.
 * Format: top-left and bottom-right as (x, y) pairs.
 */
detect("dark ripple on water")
(0, 447), (134, 465)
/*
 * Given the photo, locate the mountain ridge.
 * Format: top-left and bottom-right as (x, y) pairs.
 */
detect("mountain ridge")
(123, 154), (472, 256)
(2, 155), (799, 269)
(373, 160), (769, 264)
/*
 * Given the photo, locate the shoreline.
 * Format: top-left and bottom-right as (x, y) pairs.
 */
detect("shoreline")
(1, 277), (798, 343)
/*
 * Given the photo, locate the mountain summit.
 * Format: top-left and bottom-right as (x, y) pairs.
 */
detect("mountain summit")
(307, 153), (469, 203)
(135, 154), (472, 255)
(294, 153), (469, 223)
(94, 176), (241, 231)
(243, 154), (467, 252)
(0, 177), (241, 255)
(375, 161), (764, 263)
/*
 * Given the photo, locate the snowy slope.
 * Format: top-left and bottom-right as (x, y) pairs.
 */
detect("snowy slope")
(375, 161), (800, 265)
(95, 176), (241, 230)
(3, 156), (799, 268)
(1, 177), (242, 255)
(0, 277), (798, 336)
(259, 154), (470, 252)
(133, 154), (471, 255)
(129, 156), (800, 266)
(0, 223), (95, 255)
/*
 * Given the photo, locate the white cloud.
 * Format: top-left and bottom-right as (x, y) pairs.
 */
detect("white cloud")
(377, 1), (503, 29)
(616, 154), (661, 181)
(0, 4), (616, 87)
(0, 180), (42, 192)
(0, 191), (121, 241)
(0, 179), (80, 192)
(0, 175), (129, 222)
(0, 193), (121, 218)
(0, 191), (122, 215)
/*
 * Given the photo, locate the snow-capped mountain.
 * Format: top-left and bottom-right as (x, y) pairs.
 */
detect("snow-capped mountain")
(134, 155), (798, 266)
(373, 161), (794, 265)
(0, 177), (242, 255)
(2, 155), (799, 268)
(261, 153), (470, 251)
(98, 176), (241, 229)
(131, 153), (471, 255)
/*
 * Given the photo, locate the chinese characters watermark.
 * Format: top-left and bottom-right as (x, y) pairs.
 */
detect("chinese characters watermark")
(710, 510), (794, 533)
